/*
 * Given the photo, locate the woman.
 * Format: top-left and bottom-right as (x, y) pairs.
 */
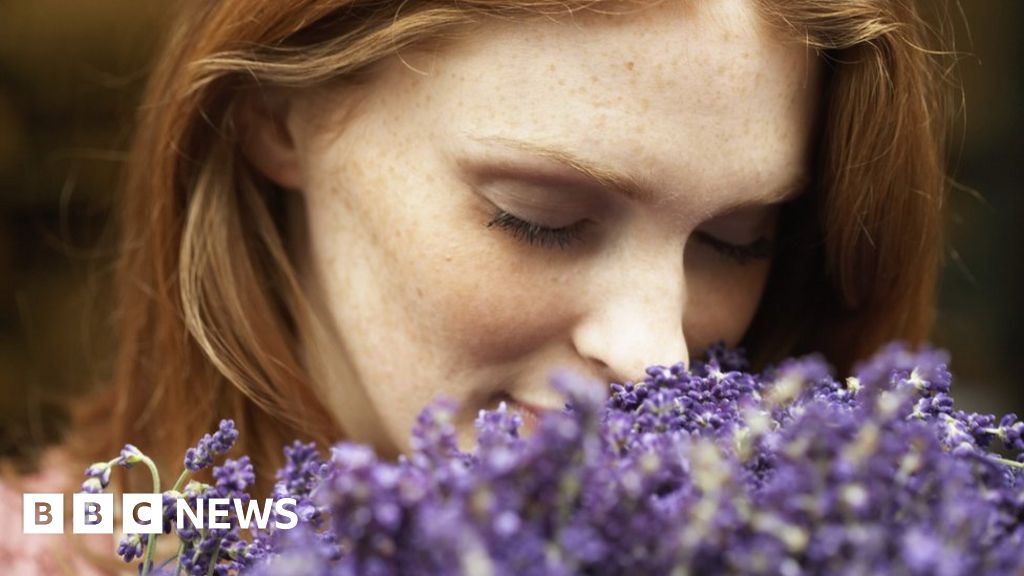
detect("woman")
(3, 0), (953, 572)
(83, 0), (950, 495)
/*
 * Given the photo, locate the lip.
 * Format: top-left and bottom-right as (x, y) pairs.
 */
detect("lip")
(507, 398), (553, 436)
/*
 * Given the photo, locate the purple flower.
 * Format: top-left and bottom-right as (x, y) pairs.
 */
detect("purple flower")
(95, 342), (1024, 575)
(184, 419), (239, 472)
(118, 443), (144, 468)
(116, 533), (145, 563)
(214, 456), (256, 497)
(81, 461), (112, 493)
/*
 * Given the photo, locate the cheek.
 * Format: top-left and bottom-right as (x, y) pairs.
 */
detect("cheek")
(307, 142), (579, 378)
(417, 225), (582, 368)
(682, 254), (772, 351)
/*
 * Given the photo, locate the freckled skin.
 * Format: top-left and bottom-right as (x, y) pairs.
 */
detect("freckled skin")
(269, 0), (821, 454)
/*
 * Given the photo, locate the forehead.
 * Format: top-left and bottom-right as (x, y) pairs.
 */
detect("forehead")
(356, 0), (820, 214)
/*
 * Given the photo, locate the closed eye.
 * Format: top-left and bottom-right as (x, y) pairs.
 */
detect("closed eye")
(691, 230), (775, 264)
(487, 208), (776, 265)
(485, 209), (588, 250)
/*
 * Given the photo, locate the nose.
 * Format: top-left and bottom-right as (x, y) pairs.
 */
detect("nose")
(570, 258), (689, 385)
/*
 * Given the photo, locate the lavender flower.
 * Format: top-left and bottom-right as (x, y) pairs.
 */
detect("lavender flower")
(215, 456), (256, 496)
(184, 419), (239, 472)
(90, 341), (1024, 575)
(81, 461), (112, 493)
(254, 341), (1024, 575)
(116, 533), (146, 563)
(118, 443), (145, 468)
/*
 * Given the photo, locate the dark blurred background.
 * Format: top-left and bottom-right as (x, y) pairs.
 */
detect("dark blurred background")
(1, 2), (1021, 468)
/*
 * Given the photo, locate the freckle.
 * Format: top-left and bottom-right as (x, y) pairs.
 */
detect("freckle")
(626, 61), (635, 71)
(590, 74), (599, 83)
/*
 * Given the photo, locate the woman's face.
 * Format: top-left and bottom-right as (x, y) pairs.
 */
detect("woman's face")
(250, 0), (821, 453)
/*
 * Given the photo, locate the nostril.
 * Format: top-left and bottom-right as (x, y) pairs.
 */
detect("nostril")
(575, 344), (681, 386)
(582, 358), (623, 386)
(487, 390), (514, 410)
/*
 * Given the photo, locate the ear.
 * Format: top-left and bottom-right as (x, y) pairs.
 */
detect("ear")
(238, 88), (304, 191)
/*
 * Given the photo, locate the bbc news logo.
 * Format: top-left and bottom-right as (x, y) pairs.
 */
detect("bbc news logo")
(23, 493), (298, 534)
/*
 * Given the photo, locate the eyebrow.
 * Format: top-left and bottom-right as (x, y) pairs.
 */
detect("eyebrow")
(469, 135), (810, 208)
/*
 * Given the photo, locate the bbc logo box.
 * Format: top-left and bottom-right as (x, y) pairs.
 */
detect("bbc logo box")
(24, 492), (296, 534)
(23, 493), (163, 534)
(23, 493), (64, 534)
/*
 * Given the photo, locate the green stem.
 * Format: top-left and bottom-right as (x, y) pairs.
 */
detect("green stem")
(171, 469), (191, 493)
(205, 540), (223, 576)
(174, 541), (185, 576)
(191, 529), (207, 565)
(155, 547), (180, 572)
(169, 468), (192, 576)
(989, 455), (1024, 469)
(138, 454), (161, 576)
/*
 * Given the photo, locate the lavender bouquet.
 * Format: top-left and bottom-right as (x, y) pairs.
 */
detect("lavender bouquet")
(84, 342), (1024, 575)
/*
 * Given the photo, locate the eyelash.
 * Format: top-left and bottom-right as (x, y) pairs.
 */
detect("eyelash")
(691, 231), (776, 265)
(486, 209), (775, 264)
(485, 209), (589, 250)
